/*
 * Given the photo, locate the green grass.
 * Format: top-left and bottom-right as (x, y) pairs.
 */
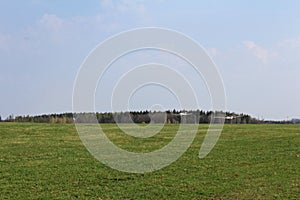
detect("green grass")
(0, 123), (299, 199)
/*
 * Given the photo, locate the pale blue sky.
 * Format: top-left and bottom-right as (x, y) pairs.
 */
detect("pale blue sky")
(0, 0), (300, 120)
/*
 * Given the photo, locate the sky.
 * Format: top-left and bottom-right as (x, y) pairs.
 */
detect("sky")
(0, 0), (300, 120)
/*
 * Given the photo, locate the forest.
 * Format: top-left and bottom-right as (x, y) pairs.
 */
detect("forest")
(0, 110), (262, 124)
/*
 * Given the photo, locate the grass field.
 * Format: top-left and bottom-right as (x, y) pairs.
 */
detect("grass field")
(0, 123), (299, 199)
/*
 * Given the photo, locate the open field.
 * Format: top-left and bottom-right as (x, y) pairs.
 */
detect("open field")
(0, 123), (299, 199)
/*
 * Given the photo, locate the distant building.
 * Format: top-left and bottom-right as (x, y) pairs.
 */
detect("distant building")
(291, 118), (300, 124)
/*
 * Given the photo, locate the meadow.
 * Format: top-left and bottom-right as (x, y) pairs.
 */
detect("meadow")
(0, 123), (299, 199)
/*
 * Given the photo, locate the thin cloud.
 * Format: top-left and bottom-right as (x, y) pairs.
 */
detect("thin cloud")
(100, 0), (146, 14)
(207, 47), (218, 58)
(243, 40), (271, 64)
(278, 35), (300, 48)
(38, 14), (64, 31)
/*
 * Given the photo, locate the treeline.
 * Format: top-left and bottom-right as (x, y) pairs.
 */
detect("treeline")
(3, 113), (74, 123)
(0, 110), (260, 124)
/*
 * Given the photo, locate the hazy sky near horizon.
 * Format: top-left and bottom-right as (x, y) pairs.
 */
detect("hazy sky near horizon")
(0, 0), (300, 120)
